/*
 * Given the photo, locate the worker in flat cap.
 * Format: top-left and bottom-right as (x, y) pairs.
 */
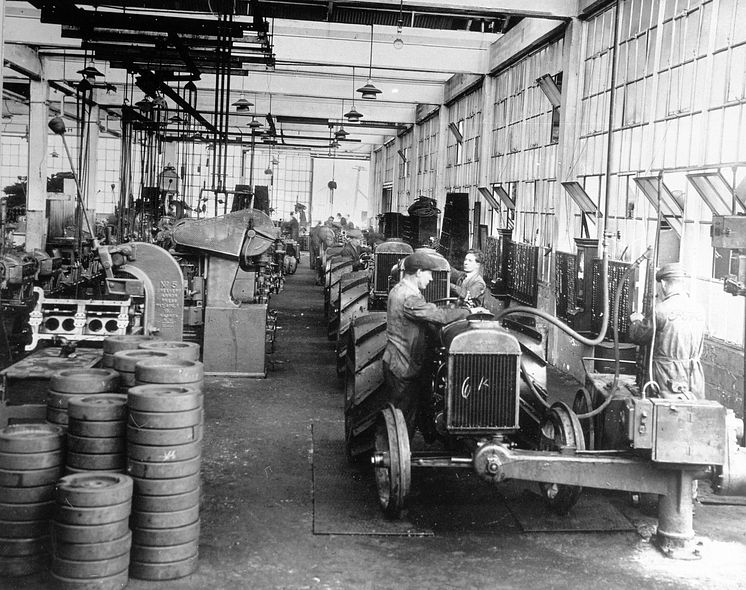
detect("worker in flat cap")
(340, 228), (366, 271)
(628, 262), (706, 399)
(383, 251), (490, 439)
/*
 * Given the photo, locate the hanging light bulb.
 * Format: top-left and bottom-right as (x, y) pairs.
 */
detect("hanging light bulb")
(77, 64), (104, 79)
(232, 95), (253, 111)
(334, 126), (349, 140)
(393, 26), (404, 50)
(393, 0), (405, 49)
(345, 66), (364, 122)
(344, 106), (363, 123)
(357, 24), (382, 99)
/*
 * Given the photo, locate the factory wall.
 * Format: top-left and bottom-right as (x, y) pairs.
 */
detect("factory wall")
(368, 0), (746, 416)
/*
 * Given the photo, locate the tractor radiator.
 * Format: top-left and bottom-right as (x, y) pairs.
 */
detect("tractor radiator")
(447, 352), (520, 432)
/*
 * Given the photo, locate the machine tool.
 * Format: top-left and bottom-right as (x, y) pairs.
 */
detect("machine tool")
(172, 208), (280, 376)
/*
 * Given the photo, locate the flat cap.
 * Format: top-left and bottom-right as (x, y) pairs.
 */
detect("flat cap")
(655, 262), (689, 282)
(346, 228), (363, 239)
(403, 251), (439, 273)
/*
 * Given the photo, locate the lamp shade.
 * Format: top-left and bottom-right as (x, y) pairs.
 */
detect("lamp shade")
(356, 81), (382, 99)
(344, 106), (363, 122)
(77, 65), (104, 79)
(232, 96), (253, 110)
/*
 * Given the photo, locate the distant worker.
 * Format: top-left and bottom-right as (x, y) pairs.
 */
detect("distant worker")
(383, 251), (489, 438)
(340, 228), (365, 271)
(450, 249), (486, 307)
(288, 212), (300, 241)
(309, 221), (322, 270)
(315, 221), (337, 285)
(628, 262), (706, 399)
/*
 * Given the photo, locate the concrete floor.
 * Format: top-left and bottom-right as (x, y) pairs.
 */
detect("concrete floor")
(9, 255), (746, 590)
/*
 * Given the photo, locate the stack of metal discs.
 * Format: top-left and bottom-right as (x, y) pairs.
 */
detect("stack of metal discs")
(67, 395), (128, 474)
(138, 340), (201, 361)
(0, 423), (65, 576)
(127, 361), (203, 580)
(46, 368), (120, 431)
(102, 334), (161, 369)
(52, 472), (133, 589)
(112, 349), (177, 393)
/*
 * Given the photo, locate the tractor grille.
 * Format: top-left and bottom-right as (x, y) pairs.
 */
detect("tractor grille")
(424, 270), (449, 302)
(447, 352), (520, 432)
(375, 253), (405, 292)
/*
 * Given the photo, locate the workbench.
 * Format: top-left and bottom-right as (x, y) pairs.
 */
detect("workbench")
(0, 347), (102, 425)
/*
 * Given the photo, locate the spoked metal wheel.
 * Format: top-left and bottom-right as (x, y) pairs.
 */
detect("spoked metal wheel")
(572, 388), (597, 450)
(538, 401), (585, 515)
(372, 404), (411, 518)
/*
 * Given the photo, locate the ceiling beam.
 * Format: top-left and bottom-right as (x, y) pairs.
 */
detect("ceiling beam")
(252, 0), (577, 20)
(4, 44), (43, 81)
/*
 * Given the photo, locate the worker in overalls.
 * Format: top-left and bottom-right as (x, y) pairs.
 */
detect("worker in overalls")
(383, 251), (488, 439)
(628, 262), (706, 399)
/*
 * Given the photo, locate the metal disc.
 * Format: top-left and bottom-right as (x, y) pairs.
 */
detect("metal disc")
(373, 404), (411, 518)
(129, 505), (200, 530)
(132, 520), (200, 547)
(0, 552), (48, 577)
(0, 518), (50, 539)
(68, 419), (126, 439)
(129, 553), (198, 580)
(133, 379), (204, 393)
(132, 488), (200, 513)
(131, 473), (201, 496)
(104, 335), (161, 355)
(55, 500), (132, 526)
(131, 539), (199, 564)
(0, 424), (64, 454)
(67, 452), (127, 471)
(0, 483), (55, 504)
(138, 341), (201, 361)
(53, 531), (132, 562)
(68, 395), (128, 422)
(126, 440), (202, 463)
(47, 391), (85, 410)
(51, 518), (129, 545)
(67, 434), (126, 455)
(128, 408), (203, 430)
(56, 473), (133, 508)
(127, 385), (203, 413)
(538, 401), (586, 515)
(51, 552), (130, 579)
(0, 465), (64, 488)
(101, 353), (115, 368)
(127, 456), (201, 480)
(46, 407), (69, 426)
(113, 349), (177, 373)
(0, 450), (64, 471)
(0, 536), (49, 557)
(119, 372), (136, 388)
(0, 500), (55, 521)
(51, 566), (129, 590)
(126, 424), (203, 447)
(134, 359), (204, 384)
(50, 369), (121, 394)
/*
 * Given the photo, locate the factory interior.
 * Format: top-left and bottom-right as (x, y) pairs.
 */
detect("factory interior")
(1, 0), (746, 588)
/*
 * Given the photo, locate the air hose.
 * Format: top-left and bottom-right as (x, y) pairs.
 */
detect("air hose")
(494, 238), (652, 418)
